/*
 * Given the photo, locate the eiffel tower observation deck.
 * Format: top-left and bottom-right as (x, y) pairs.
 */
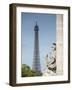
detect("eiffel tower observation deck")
(32, 22), (41, 73)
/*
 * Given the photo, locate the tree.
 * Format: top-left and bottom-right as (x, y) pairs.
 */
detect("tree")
(21, 64), (42, 77)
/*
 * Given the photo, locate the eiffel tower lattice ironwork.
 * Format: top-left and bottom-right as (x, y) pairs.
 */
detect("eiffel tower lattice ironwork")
(32, 22), (41, 73)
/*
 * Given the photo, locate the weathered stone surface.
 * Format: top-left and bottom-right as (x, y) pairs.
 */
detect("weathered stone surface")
(56, 14), (63, 75)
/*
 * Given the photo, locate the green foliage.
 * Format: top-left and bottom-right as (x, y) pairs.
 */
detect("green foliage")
(21, 64), (42, 77)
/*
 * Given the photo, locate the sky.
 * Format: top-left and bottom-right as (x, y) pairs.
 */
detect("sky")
(21, 12), (56, 71)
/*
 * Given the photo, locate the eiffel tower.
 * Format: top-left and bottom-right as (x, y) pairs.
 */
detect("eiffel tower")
(32, 22), (41, 73)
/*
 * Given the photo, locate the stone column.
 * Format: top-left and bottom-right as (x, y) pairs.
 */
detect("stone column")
(56, 15), (63, 75)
